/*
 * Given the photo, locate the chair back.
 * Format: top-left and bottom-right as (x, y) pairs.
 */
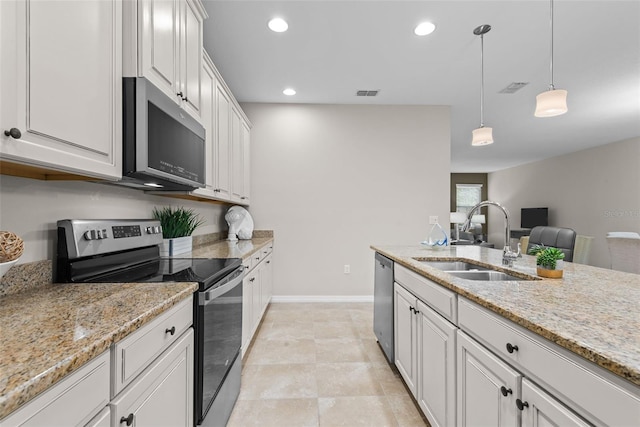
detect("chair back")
(527, 226), (577, 262)
(606, 235), (640, 274)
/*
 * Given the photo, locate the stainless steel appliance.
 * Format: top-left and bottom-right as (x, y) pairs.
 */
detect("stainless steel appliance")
(119, 77), (206, 191)
(373, 252), (394, 363)
(54, 219), (243, 427)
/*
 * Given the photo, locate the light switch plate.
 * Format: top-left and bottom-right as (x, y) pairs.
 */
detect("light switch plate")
(429, 216), (439, 224)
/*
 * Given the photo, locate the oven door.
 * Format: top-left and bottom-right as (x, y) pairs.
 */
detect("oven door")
(195, 267), (243, 425)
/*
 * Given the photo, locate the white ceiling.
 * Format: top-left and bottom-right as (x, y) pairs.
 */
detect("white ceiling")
(201, 1), (640, 172)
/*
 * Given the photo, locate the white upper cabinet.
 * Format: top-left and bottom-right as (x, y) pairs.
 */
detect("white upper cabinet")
(127, 0), (206, 120)
(0, 0), (122, 179)
(230, 106), (251, 205)
(213, 78), (232, 200)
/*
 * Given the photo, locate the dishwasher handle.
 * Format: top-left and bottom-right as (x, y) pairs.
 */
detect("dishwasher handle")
(198, 267), (244, 306)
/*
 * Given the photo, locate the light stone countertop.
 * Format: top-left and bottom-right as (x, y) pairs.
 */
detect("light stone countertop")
(0, 281), (197, 419)
(371, 244), (640, 387)
(0, 234), (274, 420)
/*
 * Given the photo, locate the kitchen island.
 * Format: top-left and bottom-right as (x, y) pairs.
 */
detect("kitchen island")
(372, 244), (640, 426)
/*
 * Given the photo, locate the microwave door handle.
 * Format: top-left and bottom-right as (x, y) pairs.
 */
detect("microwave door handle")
(198, 270), (244, 306)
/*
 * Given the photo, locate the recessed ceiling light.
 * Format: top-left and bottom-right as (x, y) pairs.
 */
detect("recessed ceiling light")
(414, 22), (436, 36)
(283, 88), (296, 96)
(268, 18), (288, 33)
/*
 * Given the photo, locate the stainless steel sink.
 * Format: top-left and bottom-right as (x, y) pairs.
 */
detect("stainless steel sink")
(446, 270), (526, 281)
(416, 260), (491, 271)
(414, 259), (537, 281)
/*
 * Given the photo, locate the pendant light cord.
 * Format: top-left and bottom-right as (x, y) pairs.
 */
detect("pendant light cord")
(480, 32), (485, 127)
(549, 0), (555, 91)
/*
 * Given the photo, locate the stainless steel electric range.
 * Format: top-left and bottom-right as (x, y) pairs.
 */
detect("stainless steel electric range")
(54, 219), (243, 427)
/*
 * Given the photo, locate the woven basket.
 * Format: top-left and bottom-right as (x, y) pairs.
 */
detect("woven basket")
(0, 231), (24, 262)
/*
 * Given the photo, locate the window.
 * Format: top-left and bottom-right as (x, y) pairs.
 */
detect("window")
(456, 184), (483, 215)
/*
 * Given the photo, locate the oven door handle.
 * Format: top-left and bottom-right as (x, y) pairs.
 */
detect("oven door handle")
(199, 268), (244, 306)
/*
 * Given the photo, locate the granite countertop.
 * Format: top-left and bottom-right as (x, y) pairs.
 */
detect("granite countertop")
(371, 244), (640, 387)
(192, 236), (273, 261)
(0, 234), (275, 419)
(0, 281), (197, 419)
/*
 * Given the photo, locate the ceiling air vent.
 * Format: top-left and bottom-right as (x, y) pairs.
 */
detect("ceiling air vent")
(356, 90), (379, 97)
(499, 82), (529, 94)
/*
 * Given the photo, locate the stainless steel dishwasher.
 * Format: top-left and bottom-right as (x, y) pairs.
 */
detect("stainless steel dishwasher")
(373, 252), (394, 363)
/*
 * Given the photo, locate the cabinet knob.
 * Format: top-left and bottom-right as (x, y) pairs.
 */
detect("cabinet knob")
(249, 277), (255, 282)
(165, 326), (176, 336)
(3, 128), (21, 139)
(120, 413), (134, 426)
(500, 386), (513, 396)
(516, 399), (529, 411)
(506, 343), (519, 353)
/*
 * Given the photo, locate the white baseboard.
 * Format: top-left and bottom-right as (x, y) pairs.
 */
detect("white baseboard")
(270, 295), (374, 303)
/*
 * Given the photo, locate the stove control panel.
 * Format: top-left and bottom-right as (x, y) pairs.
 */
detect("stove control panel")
(58, 219), (164, 259)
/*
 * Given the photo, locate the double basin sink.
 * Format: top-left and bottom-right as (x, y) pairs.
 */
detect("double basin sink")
(415, 260), (538, 281)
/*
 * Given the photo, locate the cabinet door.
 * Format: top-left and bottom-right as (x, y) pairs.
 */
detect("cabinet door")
(214, 82), (231, 200)
(520, 379), (591, 427)
(179, 0), (203, 119)
(0, 0), (122, 179)
(192, 56), (215, 198)
(457, 331), (520, 427)
(394, 283), (417, 396)
(241, 120), (251, 204)
(111, 329), (194, 427)
(138, 0), (180, 102)
(262, 255), (273, 310)
(241, 273), (253, 354)
(230, 107), (243, 203)
(250, 268), (262, 335)
(417, 300), (457, 427)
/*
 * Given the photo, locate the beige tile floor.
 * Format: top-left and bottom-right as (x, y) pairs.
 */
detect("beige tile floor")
(227, 302), (430, 427)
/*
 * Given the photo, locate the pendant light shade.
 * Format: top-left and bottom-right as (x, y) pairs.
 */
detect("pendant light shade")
(535, 0), (568, 117)
(472, 24), (493, 146)
(535, 89), (568, 117)
(472, 126), (494, 146)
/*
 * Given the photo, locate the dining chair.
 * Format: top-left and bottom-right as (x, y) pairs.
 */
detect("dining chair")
(606, 235), (640, 274)
(527, 226), (577, 262)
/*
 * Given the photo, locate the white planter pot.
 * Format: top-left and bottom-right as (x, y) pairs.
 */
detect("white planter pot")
(160, 236), (192, 257)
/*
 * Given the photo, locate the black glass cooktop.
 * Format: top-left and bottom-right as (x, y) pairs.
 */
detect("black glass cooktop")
(84, 257), (242, 291)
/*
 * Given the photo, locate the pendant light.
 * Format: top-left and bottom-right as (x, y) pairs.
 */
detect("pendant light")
(472, 24), (493, 146)
(535, 0), (568, 117)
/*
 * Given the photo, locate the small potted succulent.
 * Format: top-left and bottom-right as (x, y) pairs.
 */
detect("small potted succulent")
(528, 245), (565, 278)
(152, 207), (204, 257)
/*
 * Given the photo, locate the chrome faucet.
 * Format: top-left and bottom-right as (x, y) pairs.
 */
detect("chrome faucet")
(462, 200), (520, 267)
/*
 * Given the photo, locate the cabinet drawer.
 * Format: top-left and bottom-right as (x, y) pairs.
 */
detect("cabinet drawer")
(250, 250), (263, 270)
(458, 298), (640, 426)
(394, 264), (457, 323)
(110, 329), (193, 427)
(1, 351), (109, 427)
(112, 297), (193, 396)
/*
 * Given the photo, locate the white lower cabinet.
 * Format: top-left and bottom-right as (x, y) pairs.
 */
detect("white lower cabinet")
(86, 406), (111, 427)
(0, 351), (110, 427)
(520, 378), (591, 427)
(457, 331), (520, 427)
(394, 281), (456, 427)
(391, 262), (640, 427)
(242, 244), (274, 356)
(110, 328), (193, 427)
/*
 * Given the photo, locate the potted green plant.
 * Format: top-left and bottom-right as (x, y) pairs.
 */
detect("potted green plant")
(528, 245), (565, 278)
(152, 206), (204, 257)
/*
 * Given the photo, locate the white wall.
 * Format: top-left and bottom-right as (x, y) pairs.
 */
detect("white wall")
(242, 103), (450, 300)
(487, 137), (640, 268)
(0, 176), (227, 263)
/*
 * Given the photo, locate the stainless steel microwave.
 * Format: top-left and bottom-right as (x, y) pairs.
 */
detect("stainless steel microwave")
(119, 77), (205, 191)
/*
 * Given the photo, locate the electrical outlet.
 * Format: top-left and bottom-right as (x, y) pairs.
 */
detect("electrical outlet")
(429, 215), (439, 225)
(344, 265), (350, 274)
